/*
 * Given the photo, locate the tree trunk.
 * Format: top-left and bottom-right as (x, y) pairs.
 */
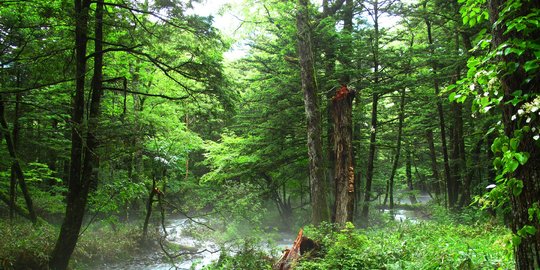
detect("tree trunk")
(425, 130), (442, 197)
(424, 7), (453, 208)
(296, 0), (329, 225)
(360, 0), (381, 225)
(459, 139), (481, 208)
(143, 178), (157, 241)
(322, 1), (337, 211)
(406, 142), (417, 204)
(383, 87), (406, 209)
(488, 0), (540, 268)
(49, 0), (101, 268)
(0, 94), (38, 224)
(332, 87), (355, 225)
(9, 92), (21, 221)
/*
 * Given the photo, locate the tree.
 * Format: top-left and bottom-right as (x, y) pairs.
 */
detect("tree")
(422, 1), (454, 208)
(296, 0), (330, 224)
(455, 0), (540, 267)
(332, 86), (355, 224)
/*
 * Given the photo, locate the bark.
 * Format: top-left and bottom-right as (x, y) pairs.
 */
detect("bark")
(449, 110), (461, 207)
(406, 142), (417, 204)
(332, 88), (356, 225)
(322, 1), (337, 207)
(9, 92), (21, 220)
(459, 139), (482, 207)
(0, 94), (38, 224)
(450, 23), (467, 208)
(143, 178), (157, 240)
(360, 0), (381, 225)
(488, 1), (540, 268)
(426, 130), (442, 197)
(383, 87), (406, 209)
(424, 6), (453, 208)
(296, 0), (329, 224)
(49, 0), (101, 268)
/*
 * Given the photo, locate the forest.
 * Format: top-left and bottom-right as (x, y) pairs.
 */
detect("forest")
(0, 0), (539, 269)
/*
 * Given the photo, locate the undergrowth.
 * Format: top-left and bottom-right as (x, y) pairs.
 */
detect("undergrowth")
(297, 221), (513, 270)
(0, 219), (152, 270)
(204, 207), (514, 270)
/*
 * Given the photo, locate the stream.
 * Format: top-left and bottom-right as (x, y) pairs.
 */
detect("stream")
(103, 193), (430, 269)
(99, 218), (293, 270)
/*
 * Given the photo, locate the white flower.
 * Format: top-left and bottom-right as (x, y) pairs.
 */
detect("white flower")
(486, 184), (496, 189)
(532, 106), (538, 113)
(469, 84), (475, 91)
(518, 109), (524, 115)
(534, 135), (540, 141)
(483, 106), (492, 112)
(511, 114), (517, 121)
(526, 117), (531, 123)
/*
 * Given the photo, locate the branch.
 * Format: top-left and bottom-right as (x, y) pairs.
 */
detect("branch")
(96, 1), (197, 33)
(85, 44), (142, 60)
(103, 87), (190, 100)
(0, 78), (75, 94)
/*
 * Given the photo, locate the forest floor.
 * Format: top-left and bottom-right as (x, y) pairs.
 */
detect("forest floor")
(0, 205), (513, 270)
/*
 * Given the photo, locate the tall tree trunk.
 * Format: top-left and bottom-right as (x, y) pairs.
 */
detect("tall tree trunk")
(332, 87), (355, 225)
(488, 1), (540, 268)
(322, 1), (337, 210)
(0, 94), (37, 224)
(459, 139), (481, 208)
(383, 87), (406, 209)
(424, 7), (453, 208)
(143, 178), (157, 241)
(450, 23), (466, 208)
(9, 92), (21, 220)
(50, 0), (101, 268)
(425, 130), (442, 198)
(360, 0), (381, 226)
(405, 142), (417, 204)
(296, 0), (329, 225)
(449, 113), (461, 207)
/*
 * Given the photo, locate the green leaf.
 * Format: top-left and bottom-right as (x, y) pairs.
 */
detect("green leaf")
(512, 235), (522, 246)
(469, 16), (477, 27)
(504, 47), (525, 56)
(518, 225), (537, 237)
(493, 157), (502, 169)
(463, 15), (469, 25)
(510, 138), (520, 150)
(515, 152), (529, 165)
(510, 178), (524, 196)
(491, 137), (502, 153)
(506, 159), (519, 173)
(449, 92), (456, 102)
(524, 60), (538, 73)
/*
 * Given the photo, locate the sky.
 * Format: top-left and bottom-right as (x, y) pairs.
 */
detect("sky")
(189, 0), (247, 60)
(189, 0), (403, 60)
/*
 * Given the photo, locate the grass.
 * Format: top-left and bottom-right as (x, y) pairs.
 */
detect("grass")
(0, 219), (157, 270)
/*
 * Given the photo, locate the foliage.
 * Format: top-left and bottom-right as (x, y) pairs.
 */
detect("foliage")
(297, 220), (513, 270)
(202, 239), (273, 270)
(0, 220), (56, 270)
(0, 220), (157, 269)
(72, 223), (149, 268)
(451, 0), (540, 250)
